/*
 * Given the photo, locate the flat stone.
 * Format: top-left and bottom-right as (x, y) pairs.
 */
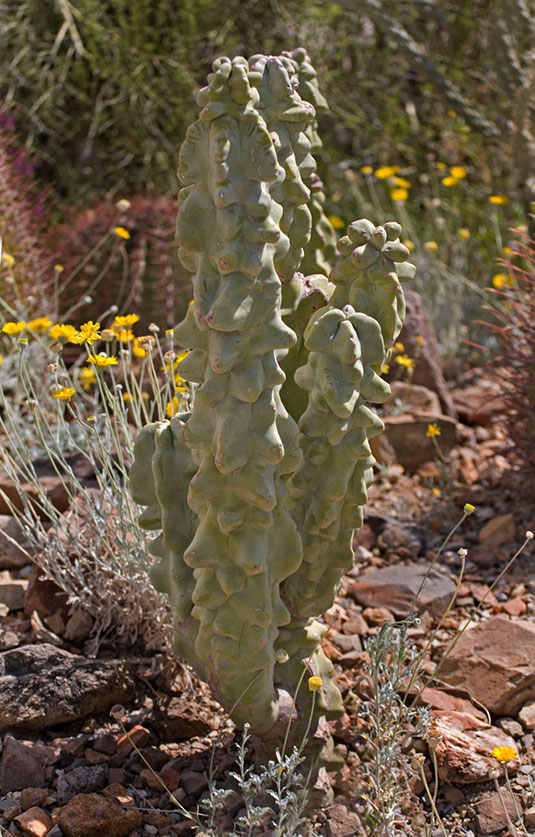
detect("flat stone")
(0, 516), (32, 569)
(501, 598), (527, 616)
(116, 725), (150, 755)
(525, 806), (535, 827)
(474, 790), (523, 835)
(383, 381), (442, 416)
(20, 789), (49, 811)
(14, 806), (53, 837)
(180, 769), (208, 796)
(0, 575), (28, 612)
(478, 513), (515, 547)
(63, 609), (93, 643)
(0, 471), (70, 517)
(518, 701), (535, 732)
(149, 698), (211, 743)
(420, 688), (486, 722)
(0, 737), (55, 793)
(498, 718), (524, 738)
(0, 643), (137, 732)
(53, 792), (142, 837)
(439, 616), (535, 715)
(348, 564), (455, 617)
(381, 413), (458, 471)
(429, 711), (518, 783)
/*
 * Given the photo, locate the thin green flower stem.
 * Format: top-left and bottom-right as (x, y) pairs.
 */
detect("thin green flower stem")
(420, 535), (533, 693)
(405, 553), (466, 707)
(407, 509), (470, 619)
(418, 761), (447, 837)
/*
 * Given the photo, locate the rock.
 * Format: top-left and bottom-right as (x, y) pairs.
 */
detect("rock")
(180, 769), (208, 796)
(56, 765), (107, 805)
(443, 786), (465, 805)
(0, 516), (32, 569)
(381, 414), (458, 471)
(14, 807), (53, 837)
(383, 381), (442, 417)
(397, 289), (457, 417)
(525, 806), (535, 828)
(498, 718), (524, 738)
(341, 612), (369, 636)
(362, 606), (395, 626)
(473, 790), (523, 835)
(429, 711), (518, 783)
(93, 733), (117, 756)
(330, 633), (362, 654)
(160, 766), (180, 791)
(452, 378), (507, 425)
(478, 513), (516, 548)
(24, 567), (69, 619)
(502, 598), (527, 616)
(0, 644), (137, 732)
(0, 470), (70, 517)
(348, 564), (455, 618)
(20, 789), (49, 811)
(63, 609), (93, 643)
(518, 701), (535, 732)
(46, 827), (63, 837)
(149, 698), (211, 743)
(420, 688), (486, 722)
(0, 574), (27, 611)
(53, 793), (142, 837)
(439, 616), (535, 715)
(116, 725), (150, 756)
(324, 802), (361, 837)
(0, 737), (55, 793)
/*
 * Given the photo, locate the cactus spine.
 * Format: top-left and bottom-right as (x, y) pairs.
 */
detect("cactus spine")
(131, 53), (415, 742)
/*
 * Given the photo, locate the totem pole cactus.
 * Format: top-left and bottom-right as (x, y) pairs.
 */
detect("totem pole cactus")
(130, 52), (415, 747)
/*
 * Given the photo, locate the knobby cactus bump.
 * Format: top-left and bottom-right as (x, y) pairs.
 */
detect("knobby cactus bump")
(130, 52), (415, 743)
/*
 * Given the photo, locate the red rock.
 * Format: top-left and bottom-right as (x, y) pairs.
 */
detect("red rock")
(474, 791), (523, 835)
(160, 766), (180, 791)
(24, 568), (69, 619)
(20, 789), (48, 811)
(478, 513), (515, 547)
(501, 598), (527, 617)
(63, 609), (93, 643)
(324, 802), (361, 837)
(0, 737), (54, 792)
(381, 414), (458, 471)
(0, 471), (70, 517)
(349, 564), (456, 617)
(354, 524), (375, 550)
(452, 380), (507, 425)
(429, 711), (518, 783)
(383, 381), (441, 416)
(84, 748), (109, 765)
(362, 606), (394, 626)
(93, 733), (116, 756)
(518, 701), (535, 732)
(0, 515), (32, 570)
(419, 687), (486, 721)
(149, 698), (211, 743)
(467, 583), (499, 608)
(443, 786), (465, 805)
(116, 724), (150, 755)
(107, 768), (125, 785)
(439, 616), (535, 715)
(14, 807), (53, 837)
(341, 612), (369, 635)
(53, 792), (142, 837)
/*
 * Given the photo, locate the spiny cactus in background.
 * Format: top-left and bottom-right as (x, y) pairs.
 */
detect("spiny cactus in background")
(52, 197), (193, 331)
(0, 110), (53, 307)
(130, 52), (415, 747)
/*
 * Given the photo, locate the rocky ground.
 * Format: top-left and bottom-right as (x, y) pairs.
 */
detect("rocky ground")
(1, 358), (535, 837)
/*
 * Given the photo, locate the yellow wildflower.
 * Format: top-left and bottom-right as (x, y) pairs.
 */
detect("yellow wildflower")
(1, 251), (15, 269)
(75, 320), (101, 345)
(374, 165), (400, 179)
(360, 165), (373, 174)
(188, 300), (194, 307)
(392, 341), (405, 354)
(423, 240), (439, 253)
(87, 354), (118, 367)
(492, 273), (514, 290)
(431, 487), (442, 497)
(18, 337), (28, 344)
(436, 162), (447, 170)
(308, 676), (323, 692)
(122, 392), (130, 401)
(448, 110), (457, 118)
(450, 166), (467, 180)
(488, 195), (508, 206)
(166, 396), (179, 418)
(331, 192), (342, 203)
(54, 264), (64, 272)
(52, 387), (75, 401)
(381, 363), (390, 375)
(502, 246), (513, 255)
(49, 323), (77, 341)
(395, 354), (414, 370)
(113, 314), (139, 328)
(28, 316), (53, 333)
(132, 338), (147, 358)
(491, 746), (517, 764)
(394, 177), (411, 189)
(115, 328), (135, 343)
(403, 240), (415, 252)
(426, 423), (441, 438)
(327, 215), (345, 230)
(2, 321), (26, 335)
(464, 503), (475, 514)
(458, 228), (471, 240)
(416, 335), (426, 346)
(0, 356), (3, 365)
(79, 367), (97, 390)
(390, 188), (409, 202)
(114, 226), (131, 240)
(442, 176), (461, 187)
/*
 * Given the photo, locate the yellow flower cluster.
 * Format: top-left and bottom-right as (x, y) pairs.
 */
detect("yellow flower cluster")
(52, 387), (75, 401)
(87, 354), (118, 367)
(426, 423), (441, 438)
(2, 321), (26, 335)
(442, 165), (467, 187)
(491, 746), (517, 764)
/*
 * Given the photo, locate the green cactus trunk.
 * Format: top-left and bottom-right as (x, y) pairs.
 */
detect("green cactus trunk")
(131, 52), (414, 745)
